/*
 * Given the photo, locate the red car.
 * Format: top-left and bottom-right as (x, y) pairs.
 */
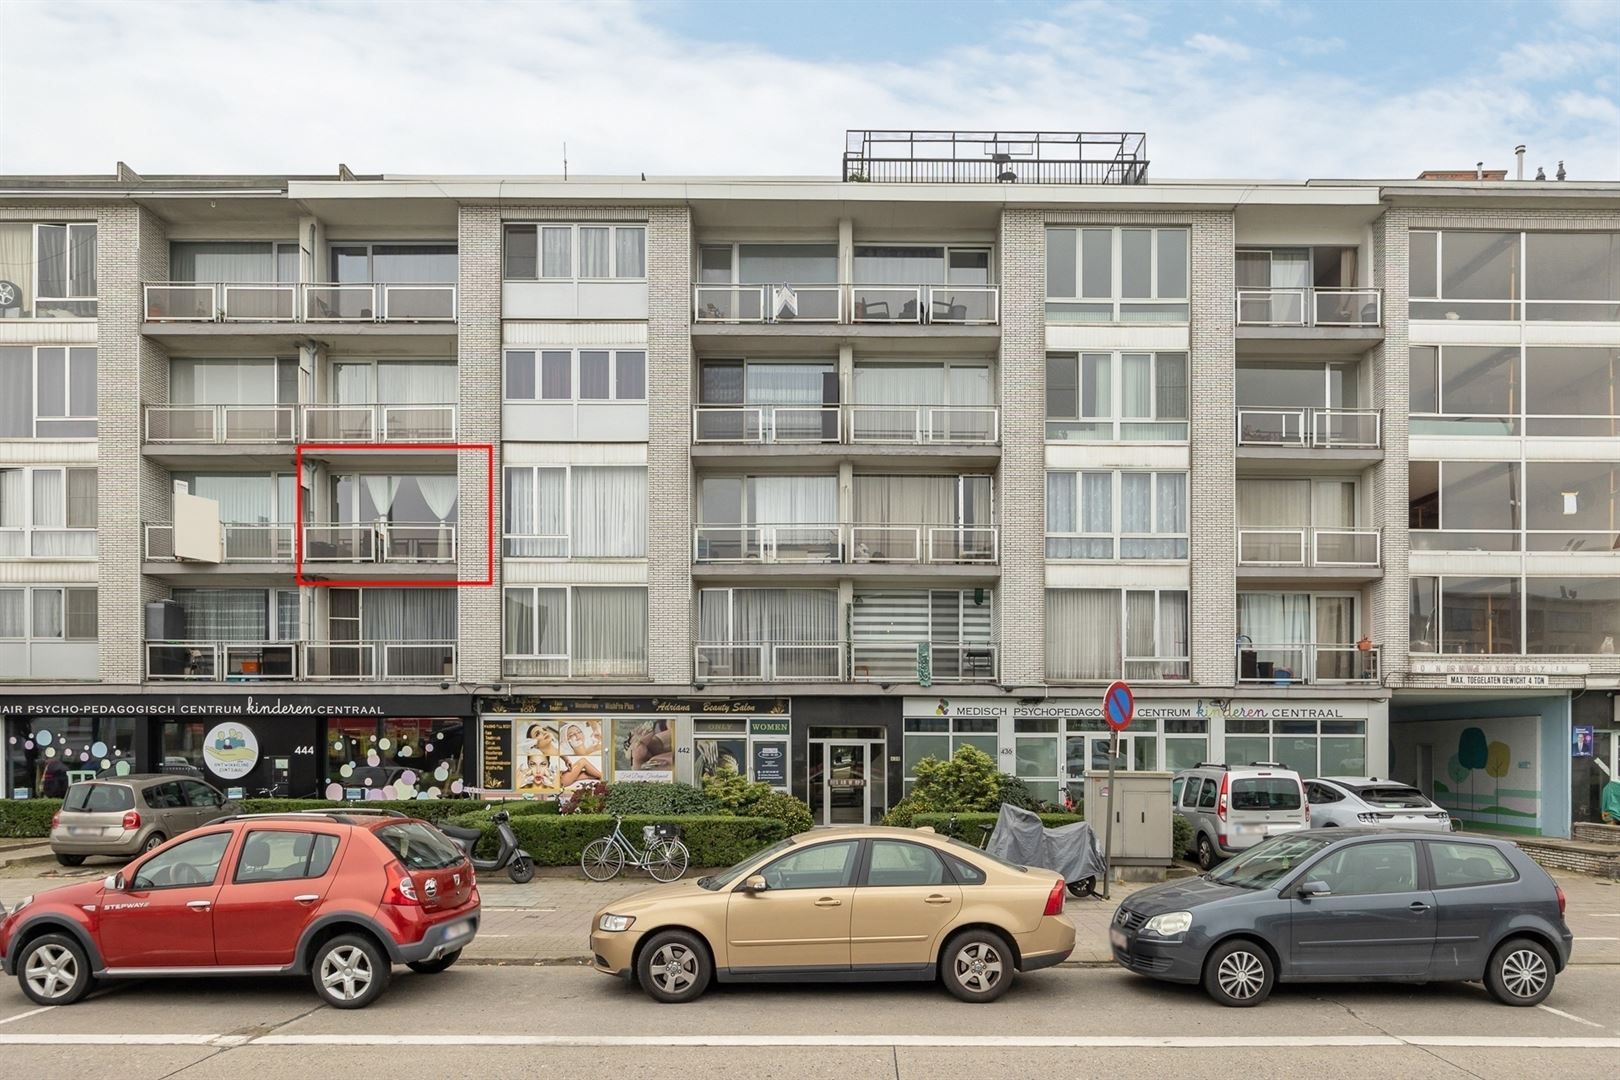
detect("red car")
(0, 808), (479, 1009)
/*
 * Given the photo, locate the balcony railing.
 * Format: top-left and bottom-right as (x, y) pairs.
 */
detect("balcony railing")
(0, 527), (96, 559)
(842, 129), (1148, 184)
(303, 523), (456, 564)
(302, 403), (457, 442)
(694, 283), (999, 325)
(695, 641), (845, 682)
(147, 640), (455, 681)
(1237, 643), (1381, 685)
(694, 640), (1000, 683)
(693, 524), (998, 565)
(1235, 287), (1382, 328)
(145, 523), (294, 562)
(1237, 527), (1382, 568)
(692, 404), (999, 445)
(1236, 407), (1381, 448)
(849, 641), (998, 683)
(143, 282), (457, 323)
(144, 404), (297, 443)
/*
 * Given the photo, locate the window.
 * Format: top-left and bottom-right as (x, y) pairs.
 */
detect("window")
(1231, 778), (1302, 811)
(327, 717), (464, 798)
(375, 822), (463, 870)
(170, 241), (298, 284)
(171, 588), (299, 643)
(1411, 230), (1620, 321)
(1414, 345), (1620, 438)
(1409, 575), (1521, 654)
(1046, 470), (1187, 559)
(698, 587), (840, 680)
(503, 585), (648, 679)
(64, 783), (133, 813)
(1303, 841), (1418, 896)
(144, 781), (186, 809)
(758, 840), (859, 890)
(504, 349), (646, 402)
(27, 223), (97, 318)
(131, 831), (231, 890)
(182, 780), (223, 808)
(1197, 779), (1217, 809)
(1045, 352), (1187, 441)
(1305, 782), (1345, 804)
(503, 223), (646, 280)
(943, 852), (987, 885)
(1411, 460), (1620, 553)
(0, 347), (96, 438)
(504, 465), (647, 558)
(852, 589), (995, 683)
(2, 586), (97, 642)
(1427, 841), (1517, 889)
(865, 840), (949, 887)
(1045, 227), (1189, 322)
(328, 243), (456, 284)
(0, 466), (97, 558)
(234, 831), (341, 883)
(1046, 589), (1189, 681)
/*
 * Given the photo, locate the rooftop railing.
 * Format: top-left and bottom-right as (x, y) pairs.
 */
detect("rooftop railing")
(842, 130), (1148, 184)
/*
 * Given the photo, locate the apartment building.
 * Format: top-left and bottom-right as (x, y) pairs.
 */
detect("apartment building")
(2, 133), (1617, 836)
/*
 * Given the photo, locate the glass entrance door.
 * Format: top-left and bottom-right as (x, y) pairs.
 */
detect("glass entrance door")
(824, 742), (868, 825)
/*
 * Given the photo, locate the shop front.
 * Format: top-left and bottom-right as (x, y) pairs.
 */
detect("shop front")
(2, 692), (472, 801)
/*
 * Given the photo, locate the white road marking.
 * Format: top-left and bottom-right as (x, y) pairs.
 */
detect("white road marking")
(0, 1006), (54, 1027)
(1574, 936), (1620, 941)
(1537, 1005), (1605, 1029)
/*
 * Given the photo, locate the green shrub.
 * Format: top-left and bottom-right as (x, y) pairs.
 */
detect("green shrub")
(606, 781), (717, 816)
(1172, 814), (1194, 859)
(879, 793), (937, 828)
(912, 811), (1083, 840)
(993, 773), (1041, 812)
(702, 766), (769, 811)
(507, 814), (787, 867)
(912, 746), (1000, 810)
(236, 798), (481, 823)
(0, 799), (61, 838)
(747, 790), (813, 834)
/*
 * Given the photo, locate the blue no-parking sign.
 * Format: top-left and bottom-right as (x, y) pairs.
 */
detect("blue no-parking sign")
(1103, 680), (1134, 731)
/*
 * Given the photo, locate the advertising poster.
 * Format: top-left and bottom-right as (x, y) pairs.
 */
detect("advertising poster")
(695, 737), (746, 778)
(481, 718), (514, 791)
(613, 716), (674, 782)
(515, 718), (605, 793)
(752, 741), (787, 785)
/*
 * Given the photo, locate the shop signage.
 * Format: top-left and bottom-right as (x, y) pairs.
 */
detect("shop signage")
(907, 696), (1377, 723)
(481, 720), (514, 791)
(752, 742), (787, 784)
(1445, 674), (1550, 688)
(0, 693), (471, 719)
(749, 719), (790, 736)
(1412, 661), (1589, 676)
(202, 723), (259, 780)
(484, 697), (788, 717)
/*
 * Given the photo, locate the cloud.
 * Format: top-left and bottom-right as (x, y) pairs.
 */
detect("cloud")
(0, 0), (1615, 182)
(1287, 35), (1346, 56)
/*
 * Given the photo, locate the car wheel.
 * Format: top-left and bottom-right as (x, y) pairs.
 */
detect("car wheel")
(636, 930), (711, 1004)
(17, 933), (94, 1006)
(940, 929), (1014, 1003)
(1197, 834), (1217, 871)
(54, 853), (86, 867)
(142, 832), (166, 854)
(1203, 938), (1274, 1007)
(407, 949), (461, 975)
(1485, 937), (1555, 1006)
(312, 933), (391, 1009)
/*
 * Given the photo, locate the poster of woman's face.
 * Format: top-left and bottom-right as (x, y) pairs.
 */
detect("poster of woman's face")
(515, 719), (604, 792)
(613, 717), (674, 781)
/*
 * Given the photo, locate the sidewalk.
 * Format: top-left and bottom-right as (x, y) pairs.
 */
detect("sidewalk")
(5, 857), (1617, 965)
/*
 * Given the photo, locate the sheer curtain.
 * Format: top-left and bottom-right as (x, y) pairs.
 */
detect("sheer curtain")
(732, 588), (837, 642)
(750, 476), (835, 526)
(1237, 479), (1310, 527)
(360, 477), (398, 522)
(361, 588), (455, 641)
(503, 589), (536, 655)
(0, 588), (24, 637)
(572, 467), (646, 557)
(417, 477), (457, 522)
(378, 361), (454, 404)
(540, 228), (572, 278)
(579, 228), (610, 278)
(0, 225), (33, 314)
(174, 589), (269, 641)
(614, 228), (645, 278)
(572, 587), (647, 676)
(852, 363), (944, 405)
(745, 364), (830, 405)
(1047, 589), (1120, 679)
(1237, 593), (1311, 645)
(170, 242), (275, 283)
(853, 475), (954, 527)
(171, 359), (277, 404)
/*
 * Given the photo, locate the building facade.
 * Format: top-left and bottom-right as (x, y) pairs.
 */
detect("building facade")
(2, 137), (1617, 836)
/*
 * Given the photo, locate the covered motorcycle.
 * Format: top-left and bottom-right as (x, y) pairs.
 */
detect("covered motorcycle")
(985, 803), (1107, 898)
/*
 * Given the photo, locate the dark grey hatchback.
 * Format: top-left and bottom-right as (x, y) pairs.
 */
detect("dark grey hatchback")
(1111, 829), (1571, 1007)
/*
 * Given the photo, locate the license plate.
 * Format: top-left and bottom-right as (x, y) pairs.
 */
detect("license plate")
(1109, 927), (1128, 951)
(444, 920), (472, 939)
(67, 827), (99, 836)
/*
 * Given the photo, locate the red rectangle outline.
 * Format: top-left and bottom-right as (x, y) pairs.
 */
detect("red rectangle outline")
(293, 442), (494, 588)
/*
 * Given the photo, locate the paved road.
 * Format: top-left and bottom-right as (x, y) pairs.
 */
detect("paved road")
(1, 963), (1617, 1079)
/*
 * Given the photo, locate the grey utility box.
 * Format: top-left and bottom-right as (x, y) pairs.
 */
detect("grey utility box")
(1084, 770), (1174, 865)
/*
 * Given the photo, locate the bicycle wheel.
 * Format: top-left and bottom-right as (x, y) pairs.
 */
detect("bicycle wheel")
(646, 839), (689, 883)
(581, 837), (625, 881)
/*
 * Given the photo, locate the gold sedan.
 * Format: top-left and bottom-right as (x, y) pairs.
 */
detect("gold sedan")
(589, 825), (1075, 1003)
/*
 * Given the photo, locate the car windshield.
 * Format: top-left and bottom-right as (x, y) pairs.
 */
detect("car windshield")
(1208, 834), (1334, 890)
(374, 822), (463, 870)
(946, 836), (1026, 872)
(1358, 786), (1430, 808)
(1231, 778), (1302, 811)
(62, 783), (134, 813)
(698, 838), (794, 891)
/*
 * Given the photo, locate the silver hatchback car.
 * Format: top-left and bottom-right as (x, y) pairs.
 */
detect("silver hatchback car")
(49, 776), (240, 865)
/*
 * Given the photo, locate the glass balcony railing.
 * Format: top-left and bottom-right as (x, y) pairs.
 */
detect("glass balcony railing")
(692, 405), (998, 445)
(144, 404), (297, 443)
(142, 403), (455, 443)
(143, 282), (457, 323)
(1237, 527), (1382, 568)
(693, 524), (997, 565)
(146, 640), (455, 681)
(302, 523), (457, 564)
(144, 523), (294, 562)
(302, 403), (457, 442)
(1237, 642), (1380, 685)
(1236, 407), (1381, 448)
(694, 283), (998, 325)
(1235, 287), (1382, 328)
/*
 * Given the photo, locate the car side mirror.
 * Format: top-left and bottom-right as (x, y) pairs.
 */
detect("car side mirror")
(103, 873), (124, 892)
(742, 874), (768, 892)
(1298, 879), (1331, 899)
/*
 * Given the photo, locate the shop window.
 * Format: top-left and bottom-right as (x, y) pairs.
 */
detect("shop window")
(902, 715), (998, 794)
(324, 718), (465, 800)
(5, 715), (135, 798)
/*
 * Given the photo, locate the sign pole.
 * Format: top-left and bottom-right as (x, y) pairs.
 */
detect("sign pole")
(1102, 727), (1117, 900)
(1099, 679), (1133, 902)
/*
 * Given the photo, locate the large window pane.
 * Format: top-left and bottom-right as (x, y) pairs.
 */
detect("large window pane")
(1157, 230), (1188, 299)
(578, 227), (610, 278)
(1081, 229), (1112, 298)
(1526, 232), (1619, 302)
(1410, 231), (1438, 298)
(1045, 229), (1076, 298)
(1525, 347), (1620, 434)
(1409, 346), (1439, 413)
(1121, 230), (1152, 298)
(1045, 356), (1077, 419)
(503, 225), (537, 279)
(504, 351), (535, 400)
(1441, 232), (1520, 300)
(1410, 576), (1439, 652)
(1525, 461), (1620, 549)
(1441, 577), (1521, 654)
(1527, 577), (1620, 654)
(579, 351), (611, 399)
(1442, 461), (1521, 532)
(540, 351), (570, 399)
(540, 227), (572, 278)
(1440, 346), (1518, 416)
(614, 228), (646, 278)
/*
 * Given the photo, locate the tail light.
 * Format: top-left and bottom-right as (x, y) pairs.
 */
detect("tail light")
(1556, 885), (1567, 917)
(1217, 774), (1229, 823)
(51, 812), (60, 829)
(383, 861), (419, 906)
(121, 811), (141, 831)
(1302, 786), (1311, 825)
(1043, 878), (1066, 917)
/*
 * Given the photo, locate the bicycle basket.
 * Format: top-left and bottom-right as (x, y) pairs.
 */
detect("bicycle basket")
(648, 822), (684, 841)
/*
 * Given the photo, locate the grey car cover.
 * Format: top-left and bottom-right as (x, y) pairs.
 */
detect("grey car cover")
(985, 803), (1107, 882)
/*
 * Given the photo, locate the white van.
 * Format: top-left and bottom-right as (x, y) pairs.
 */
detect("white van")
(1172, 762), (1310, 869)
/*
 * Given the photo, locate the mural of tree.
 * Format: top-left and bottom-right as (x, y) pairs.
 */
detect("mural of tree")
(1485, 740), (1511, 825)
(1458, 727), (1489, 823)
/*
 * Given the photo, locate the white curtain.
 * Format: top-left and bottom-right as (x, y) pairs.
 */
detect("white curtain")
(1157, 473), (1187, 532)
(31, 588), (63, 638)
(1237, 479), (1310, 527)
(730, 588), (837, 642)
(0, 588), (23, 638)
(171, 359), (277, 405)
(417, 476), (457, 522)
(854, 475), (955, 527)
(504, 587), (565, 657)
(0, 469), (23, 529)
(579, 227), (610, 278)
(571, 587), (647, 675)
(170, 242), (275, 283)
(852, 246), (945, 285)
(333, 363), (375, 405)
(572, 466), (646, 557)
(1121, 354), (1152, 418)
(361, 588), (455, 641)
(174, 589), (269, 641)
(361, 477), (398, 521)
(540, 228), (572, 278)
(503, 588), (536, 655)
(1313, 480), (1356, 529)
(1047, 589), (1120, 679)
(614, 228), (645, 278)
(0, 225), (33, 314)
(377, 361), (454, 404)
(745, 363), (830, 406)
(1237, 593), (1311, 645)
(750, 475), (835, 526)
(1120, 473), (1151, 533)
(852, 363), (944, 405)
(1045, 472), (1076, 533)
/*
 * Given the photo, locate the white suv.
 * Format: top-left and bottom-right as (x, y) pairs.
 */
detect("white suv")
(1172, 763), (1309, 869)
(1305, 777), (1455, 831)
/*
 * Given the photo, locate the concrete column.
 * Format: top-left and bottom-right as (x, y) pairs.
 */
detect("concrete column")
(996, 209), (1046, 686)
(646, 205), (694, 684)
(456, 206), (502, 683)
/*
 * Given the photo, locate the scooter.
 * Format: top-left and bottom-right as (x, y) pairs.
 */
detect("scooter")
(440, 809), (535, 883)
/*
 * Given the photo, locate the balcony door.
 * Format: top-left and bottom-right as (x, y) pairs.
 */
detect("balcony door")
(1237, 593), (1359, 684)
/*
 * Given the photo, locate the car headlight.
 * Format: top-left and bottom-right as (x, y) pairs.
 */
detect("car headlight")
(597, 914), (635, 932)
(1143, 911), (1192, 936)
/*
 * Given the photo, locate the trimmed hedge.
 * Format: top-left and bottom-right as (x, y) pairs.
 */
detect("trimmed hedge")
(912, 812), (1084, 841)
(0, 799), (61, 839)
(507, 814), (787, 867)
(607, 781), (718, 816)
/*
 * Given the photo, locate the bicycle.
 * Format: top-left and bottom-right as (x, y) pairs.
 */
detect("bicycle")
(580, 815), (690, 882)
